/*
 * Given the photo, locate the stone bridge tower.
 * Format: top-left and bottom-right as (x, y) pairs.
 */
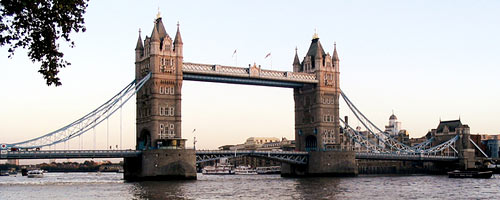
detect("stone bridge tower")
(134, 15), (184, 150)
(293, 34), (341, 151)
(125, 13), (195, 181)
(283, 34), (357, 176)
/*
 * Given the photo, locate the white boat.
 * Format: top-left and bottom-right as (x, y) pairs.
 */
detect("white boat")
(235, 165), (257, 175)
(202, 163), (234, 175)
(256, 166), (281, 174)
(27, 170), (44, 178)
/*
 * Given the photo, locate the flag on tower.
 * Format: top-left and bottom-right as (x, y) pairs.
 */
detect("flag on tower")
(232, 49), (237, 57)
(265, 52), (271, 59)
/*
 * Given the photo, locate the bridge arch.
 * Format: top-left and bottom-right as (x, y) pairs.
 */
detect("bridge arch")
(305, 135), (317, 151)
(137, 129), (152, 150)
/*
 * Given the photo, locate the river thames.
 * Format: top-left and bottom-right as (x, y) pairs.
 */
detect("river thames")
(1, 173), (499, 199)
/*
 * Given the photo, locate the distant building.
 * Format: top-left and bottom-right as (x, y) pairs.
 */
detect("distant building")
(409, 136), (427, 147)
(482, 134), (500, 158)
(6, 159), (19, 165)
(384, 113), (409, 145)
(385, 113), (401, 136)
(244, 137), (280, 150)
(218, 145), (234, 150)
(217, 137), (295, 168)
(429, 119), (469, 145)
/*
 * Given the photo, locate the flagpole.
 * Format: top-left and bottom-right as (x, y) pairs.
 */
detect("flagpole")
(271, 54), (273, 70)
(232, 49), (238, 67)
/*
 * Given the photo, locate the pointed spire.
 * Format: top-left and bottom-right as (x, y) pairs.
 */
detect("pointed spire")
(151, 22), (160, 42)
(174, 21), (183, 45)
(135, 29), (143, 50)
(315, 41), (323, 59)
(293, 47), (300, 65)
(306, 37), (325, 58)
(155, 18), (168, 39)
(333, 41), (339, 61)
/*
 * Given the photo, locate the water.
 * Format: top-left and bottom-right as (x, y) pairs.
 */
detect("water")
(1, 173), (499, 199)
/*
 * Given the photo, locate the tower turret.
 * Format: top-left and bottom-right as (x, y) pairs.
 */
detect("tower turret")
(135, 29), (144, 61)
(293, 47), (301, 72)
(150, 23), (160, 55)
(174, 22), (183, 56)
(333, 42), (339, 71)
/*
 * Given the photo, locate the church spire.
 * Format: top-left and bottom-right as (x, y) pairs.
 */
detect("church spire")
(174, 21), (183, 45)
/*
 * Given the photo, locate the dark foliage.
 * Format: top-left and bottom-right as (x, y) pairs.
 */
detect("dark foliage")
(0, 0), (88, 86)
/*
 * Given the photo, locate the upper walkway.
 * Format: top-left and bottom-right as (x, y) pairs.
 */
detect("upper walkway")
(182, 62), (318, 88)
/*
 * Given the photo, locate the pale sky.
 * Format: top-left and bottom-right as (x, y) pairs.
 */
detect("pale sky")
(1, 0), (500, 155)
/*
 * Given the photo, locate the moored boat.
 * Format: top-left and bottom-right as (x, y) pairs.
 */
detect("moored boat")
(27, 170), (44, 178)
(448, 170), (493, 179)
(202, 163), (234, 175)
(0, 170), (9, 176)
(256, 166), (281, 174)
(235, 165), (257, 175)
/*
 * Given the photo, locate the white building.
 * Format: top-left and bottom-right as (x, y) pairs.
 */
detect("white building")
(385, 113), (402, 136)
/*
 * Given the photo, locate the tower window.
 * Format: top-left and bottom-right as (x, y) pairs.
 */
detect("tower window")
(168, 107), (175, 116)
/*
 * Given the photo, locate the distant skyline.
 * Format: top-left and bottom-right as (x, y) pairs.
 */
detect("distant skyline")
(1, 1), (500, 158)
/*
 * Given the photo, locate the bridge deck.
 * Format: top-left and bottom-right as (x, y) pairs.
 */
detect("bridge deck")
(1, 149), (459, 162)
(355, 152), (458, 161)
(1, 150), (141, 159)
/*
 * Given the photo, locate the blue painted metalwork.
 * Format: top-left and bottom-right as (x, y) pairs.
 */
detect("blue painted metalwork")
(195, 150), (309, 165)
(355, 152), (458, 161)
(183, 74), (308, 88)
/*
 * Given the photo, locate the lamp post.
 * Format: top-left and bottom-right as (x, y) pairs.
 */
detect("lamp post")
(192, 129), (197, 150)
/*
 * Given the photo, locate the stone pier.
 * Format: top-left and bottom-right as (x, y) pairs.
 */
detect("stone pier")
(282, 151), (358, 177)
(124, 149), (196, 181)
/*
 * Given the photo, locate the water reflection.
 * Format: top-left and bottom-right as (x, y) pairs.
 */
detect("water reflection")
(293, 177), (342, 199)
(132, 180), (195, 200)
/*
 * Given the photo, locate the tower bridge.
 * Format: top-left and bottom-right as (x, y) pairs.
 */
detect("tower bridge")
(0, 14), (484, 180)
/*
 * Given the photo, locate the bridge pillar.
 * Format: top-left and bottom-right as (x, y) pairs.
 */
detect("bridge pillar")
(281, 151), (357, 177)
(126, 14), (195, 180)
(456, 125), (476, 169)
(124, 149), (196, 181)
(290, 36), (357, 176)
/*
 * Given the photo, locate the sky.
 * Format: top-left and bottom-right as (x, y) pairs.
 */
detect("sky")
(1, 0), (500, 160)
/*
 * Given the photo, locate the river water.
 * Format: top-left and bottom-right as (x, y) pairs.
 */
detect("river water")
(0, 173), (499, 199)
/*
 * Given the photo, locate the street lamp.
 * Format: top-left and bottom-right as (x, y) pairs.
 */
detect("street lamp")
(192, 129), (197, 150)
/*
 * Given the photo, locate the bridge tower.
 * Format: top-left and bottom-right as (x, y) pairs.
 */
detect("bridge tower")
(283, 34), (357, 176)
(124, 13), (196, 181)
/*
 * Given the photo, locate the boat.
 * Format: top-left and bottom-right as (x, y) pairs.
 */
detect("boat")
(27, 170), (44, 178)
(0, 170), (9, 176)
(256, 166), (281, 174)
(235, 165), (257, 175)
(8, 169), (18, 176)
(448, 170), (493, 179)
(202, 163), (234, 175)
